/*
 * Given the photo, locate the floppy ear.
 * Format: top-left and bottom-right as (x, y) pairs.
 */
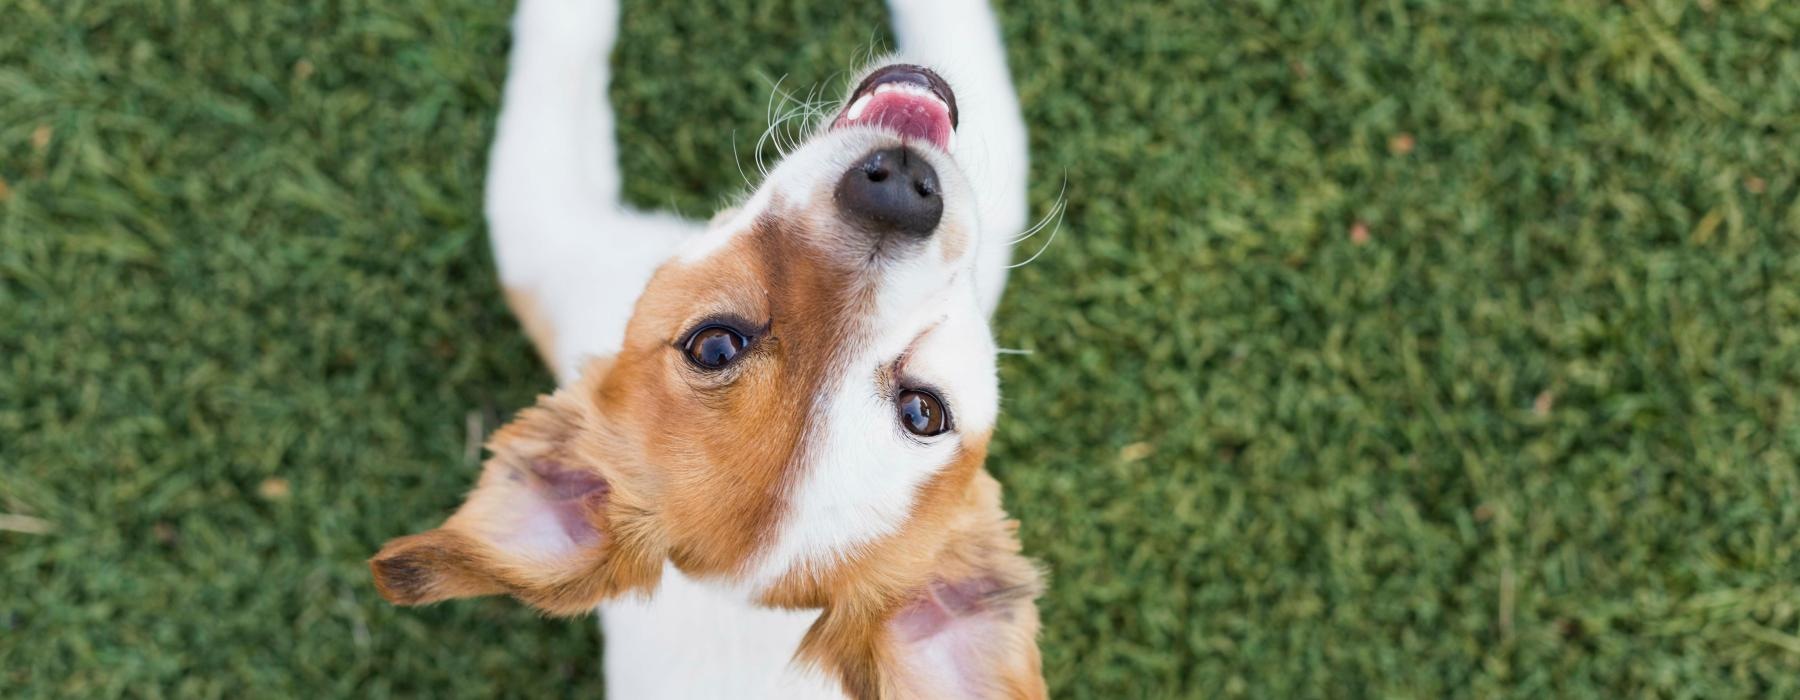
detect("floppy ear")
(802, 478), (1047, 699)
(880, 544), (1045, 699)
(369, 377), (664, 616)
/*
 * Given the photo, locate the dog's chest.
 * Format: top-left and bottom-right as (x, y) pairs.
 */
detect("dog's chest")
(598, 563), (843, 699)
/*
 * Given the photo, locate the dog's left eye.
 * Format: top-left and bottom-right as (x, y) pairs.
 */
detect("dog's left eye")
(684, 325), (747, 369)
(897, 389), (950, 436)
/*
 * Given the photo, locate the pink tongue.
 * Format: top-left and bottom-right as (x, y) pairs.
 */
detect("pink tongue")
(836, 91), (953, 150)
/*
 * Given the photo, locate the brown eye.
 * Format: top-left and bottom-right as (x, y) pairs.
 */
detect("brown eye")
(685, 326), (747, 369)
(897, 389), (950, 436)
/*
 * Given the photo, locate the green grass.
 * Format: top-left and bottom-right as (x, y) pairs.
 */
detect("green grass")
(5, 0), (1800, 696)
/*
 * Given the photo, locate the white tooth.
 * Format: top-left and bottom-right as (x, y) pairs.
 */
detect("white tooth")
(904, 83), (946, 107)
(946, 131), (956, 152)
(845, 93), (873, 121)
(873, 83), (897, 94)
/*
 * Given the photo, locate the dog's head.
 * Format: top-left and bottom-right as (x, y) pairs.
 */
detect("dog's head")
(372, 64), (1042, 698)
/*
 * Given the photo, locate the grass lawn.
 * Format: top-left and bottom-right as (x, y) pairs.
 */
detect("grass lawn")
(5, 0), (1800, 696)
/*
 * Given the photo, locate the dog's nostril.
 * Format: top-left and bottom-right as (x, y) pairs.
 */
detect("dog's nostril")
(835, 146), (943, 238)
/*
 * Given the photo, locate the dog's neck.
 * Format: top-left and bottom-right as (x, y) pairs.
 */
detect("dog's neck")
(599, 564), (843, 698)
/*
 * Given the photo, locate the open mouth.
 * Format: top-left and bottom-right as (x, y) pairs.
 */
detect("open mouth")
(832, 64), (959, 152)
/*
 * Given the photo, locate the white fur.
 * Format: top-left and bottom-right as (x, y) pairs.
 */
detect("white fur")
(600, 564), (841, 699)
(484, 0), (1026, 694)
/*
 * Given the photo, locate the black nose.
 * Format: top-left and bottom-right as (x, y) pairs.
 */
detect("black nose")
(834, 147), (943, 237)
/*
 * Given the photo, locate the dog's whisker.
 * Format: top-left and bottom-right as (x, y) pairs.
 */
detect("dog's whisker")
(760, 109), (805, 160)
(802, 83), (831, 132)
(753, 123), (774, 178)
(731, 129), (756, 189)
(753, 130), (767, 178)
(764, 77), (841, 147)
(1008, 189), (1067, 270)
(751, 81), (812, 178)
(761, 74), (832, 164)
(1009, 178), (1069, 245)
(768, 78), (811, 115)
(1008, 199), (1063, 244)
(761, 72), (790, 131)
(763, 93), (836, 158)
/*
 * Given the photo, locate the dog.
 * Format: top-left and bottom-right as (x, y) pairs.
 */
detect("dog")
(369, 0), (1041, 696)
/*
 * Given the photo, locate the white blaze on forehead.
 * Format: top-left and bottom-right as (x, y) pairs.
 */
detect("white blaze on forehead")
(748, 256), (999, 591)
(677, 129), (864, 266)
(678, 186), (772, 264)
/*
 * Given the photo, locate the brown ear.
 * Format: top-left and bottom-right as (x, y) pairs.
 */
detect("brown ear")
(802, 478), (1047, 699)
(369, 380), (664, 616)
(880, 548), (1045, 699)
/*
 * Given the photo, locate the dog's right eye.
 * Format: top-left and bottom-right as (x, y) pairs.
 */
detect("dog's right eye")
(897, 389), (950, 437)
(684, 325), (747, 369)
